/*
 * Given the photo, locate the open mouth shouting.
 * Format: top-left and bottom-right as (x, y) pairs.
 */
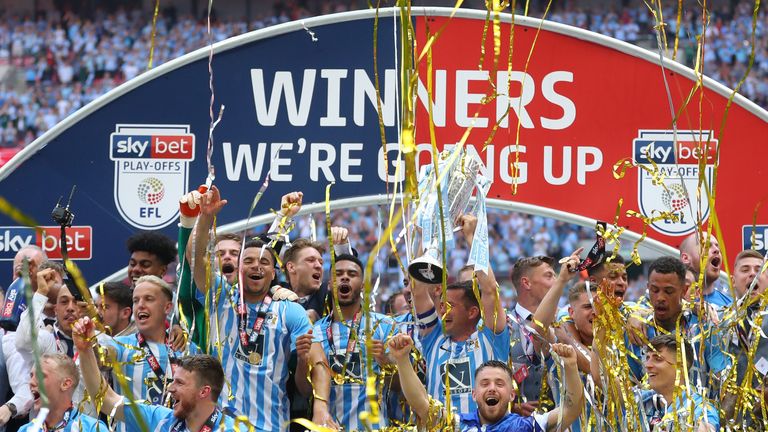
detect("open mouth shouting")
(136, 311), (151, 325)
(338, 283), (352, 295)
(248, 271), (265, 282)
(31, 388), (43, 408)
(485, 396), (500, 406)
(221, 262), (235, 274)
(709, 256), (721, 270)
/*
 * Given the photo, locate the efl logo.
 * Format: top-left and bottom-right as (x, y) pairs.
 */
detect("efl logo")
(110, 124), (195, 230)
(110, 134), (194, 160)
(743, 225), (768, 255)
(632, 130), (716, 236)
(0, 226), (92, 261)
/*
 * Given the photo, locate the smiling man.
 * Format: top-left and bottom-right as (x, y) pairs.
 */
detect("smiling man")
(103, 275), (199, 411)
(19, 353), (106, 432)
(679, 232), (731, 308)
(722, 249), (768, 425)
(16, 268), (78, 358)
(94, 281), (134, 338)
(625, 257), (728, 389)
(555, 257), (627, 374)
(567, 282), (596, 348)
(126, 231), (177, 287)
(188, 186), (312, 431)
(410, 215), (509, 414)
(639, 334), (719, 431)
(390, 333), (583, 431)
(73, 316), (243, 431)
(303, 254), (394, 430)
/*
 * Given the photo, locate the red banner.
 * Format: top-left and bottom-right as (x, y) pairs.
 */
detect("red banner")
(414, 15), (767, 257)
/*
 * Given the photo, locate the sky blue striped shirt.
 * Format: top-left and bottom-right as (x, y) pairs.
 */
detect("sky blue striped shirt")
(313, 311), (395, 431)
(421, 313), (511, 413)
(123, 400), (244, 431)
(202, 275), (311, 431)
(107, 331), (200, 432)
(18, 409), (107, 432)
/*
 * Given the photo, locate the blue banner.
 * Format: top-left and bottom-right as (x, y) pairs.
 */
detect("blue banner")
(0, 14), (400, 281)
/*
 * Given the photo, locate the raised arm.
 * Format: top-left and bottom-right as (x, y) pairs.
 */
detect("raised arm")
(72, 317), (124, 421)
(545, 344), (584, 431)
(460, 215), (506, 333)
(185, 186), (227, 294)
(267, 192), (303, 240)
(389, 334), (431, 421)
(555, 323), (592, 374)
(330, 226), (354, 257)
(531, 248), (583, 344)
(16, 269), (58, 355)
(177, 188), (203, 344)
(411, 277), (440, 339)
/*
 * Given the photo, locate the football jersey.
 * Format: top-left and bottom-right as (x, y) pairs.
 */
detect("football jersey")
(202, 275), (311, 431)
(108, 334), (200, 406)
(421, 309), (511, 413)
(18, 409), (107, 432)
(123, 400), (243, 432)
(313, 311), (394, 431)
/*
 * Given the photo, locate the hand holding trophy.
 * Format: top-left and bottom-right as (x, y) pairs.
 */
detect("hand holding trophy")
(408, 146), (491, 283)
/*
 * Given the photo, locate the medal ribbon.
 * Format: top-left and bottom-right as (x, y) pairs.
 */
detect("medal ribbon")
(54, 329), (75, 359)
(136, 331), (178, 405)
(170, 408), (221, 432)
(237, 295), (272, 354)
(327, 311), (361, 383)
(42, 407), (72, 432)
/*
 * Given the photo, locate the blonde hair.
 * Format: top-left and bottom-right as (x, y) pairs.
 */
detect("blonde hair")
(135, 275), (174, 301)
(42, 353), (79, 388)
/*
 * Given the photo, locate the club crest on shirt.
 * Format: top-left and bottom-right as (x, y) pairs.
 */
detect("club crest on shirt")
(331, 350), (363, 382)
(440, 357), (472, 394)
(265, 312), (279, 328)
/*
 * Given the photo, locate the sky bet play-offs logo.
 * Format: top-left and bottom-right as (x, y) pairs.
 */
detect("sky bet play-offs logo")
(633, 130), (717, 236)
(0, 226), (92, 261)
(110, 125), (195, 230)
(743, 225), (768, 257)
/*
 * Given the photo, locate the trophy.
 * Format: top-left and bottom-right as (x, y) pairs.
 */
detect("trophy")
(409, 147), (486, 284)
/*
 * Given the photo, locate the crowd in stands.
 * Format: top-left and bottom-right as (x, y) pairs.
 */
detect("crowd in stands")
(0, 1), (762, 155)
(546, 1), (768, 107)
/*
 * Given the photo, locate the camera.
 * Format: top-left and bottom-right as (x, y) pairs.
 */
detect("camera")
(51, 186), (76, 227)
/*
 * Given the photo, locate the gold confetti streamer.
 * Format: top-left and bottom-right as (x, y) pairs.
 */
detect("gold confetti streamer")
(146, 0), (160, 70)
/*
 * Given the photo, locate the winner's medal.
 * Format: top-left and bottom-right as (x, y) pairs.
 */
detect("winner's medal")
(248, 351), (262, 364)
